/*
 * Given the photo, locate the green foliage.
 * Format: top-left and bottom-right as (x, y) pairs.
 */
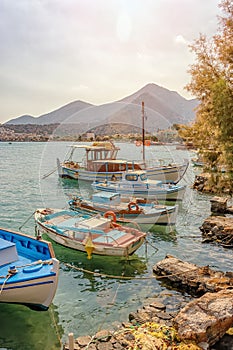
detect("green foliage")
(184, 0), (233, 173)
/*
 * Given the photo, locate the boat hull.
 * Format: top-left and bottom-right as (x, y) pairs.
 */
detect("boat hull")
(111, 206), (177, 225)
(0, 266), (59, 311)
(35, 209), (146, 257)
(146, 162), (188, 183)
(69, 202), (178, 225)
(57, 159), (188, 184)
(0, 228), (59, 311)
(37, 224), (145, 257)
(92, 183), (186, 201)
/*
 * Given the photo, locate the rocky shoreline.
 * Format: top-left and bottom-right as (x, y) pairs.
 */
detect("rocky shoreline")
(199, 196), (233, 248)
(192, 173), (233, 196)
(63, 196), (233, 350)
(63, 256), (233, 350)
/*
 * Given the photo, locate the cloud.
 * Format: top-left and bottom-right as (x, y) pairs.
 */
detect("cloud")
(174, 35), (189, 46)
(0, 0), (222, 122)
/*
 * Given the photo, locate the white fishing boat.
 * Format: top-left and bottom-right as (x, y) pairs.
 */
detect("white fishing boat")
(68, 191), (178, 225)
(92, 170), (186, 201)
(57, 141), (188, 184)
(35, 208), (146, 258)
(0, 227), (59, 311)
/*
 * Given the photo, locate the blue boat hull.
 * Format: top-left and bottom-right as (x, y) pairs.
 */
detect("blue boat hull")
(0, 228), (59, 311)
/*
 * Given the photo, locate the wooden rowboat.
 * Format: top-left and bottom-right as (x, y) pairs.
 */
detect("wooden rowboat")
(35, 208), (146, 258)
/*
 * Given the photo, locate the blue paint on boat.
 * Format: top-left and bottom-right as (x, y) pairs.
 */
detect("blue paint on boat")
(0, 227), (59, 311)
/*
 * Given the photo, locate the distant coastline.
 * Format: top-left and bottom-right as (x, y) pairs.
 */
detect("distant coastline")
(0, 123), (182, 144)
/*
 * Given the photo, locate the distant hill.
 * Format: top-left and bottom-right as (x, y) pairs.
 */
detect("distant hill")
(5, 100), (94, 125)
(5, 83), (198, 133)
(119, 83), (198, 123)
(7, 114), (36, 124)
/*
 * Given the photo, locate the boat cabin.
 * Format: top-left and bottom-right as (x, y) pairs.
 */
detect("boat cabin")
(67, 142), (119, 163)
(89, 159), (143, 173)
(65, 142), (144, 173)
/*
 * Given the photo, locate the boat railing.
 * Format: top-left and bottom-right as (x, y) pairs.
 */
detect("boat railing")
(43, 210), (78, 220)
(49, 225), (105, 236)
(102, 235), (119, 245)
(0, 228), (52, 260)
(92, 231), (121, 246)
(143, 158), (176, 168)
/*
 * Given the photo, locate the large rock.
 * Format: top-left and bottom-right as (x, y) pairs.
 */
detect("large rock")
(173, 289), (233, 346)
(210, 196), (228, 213)
(153, 255), (233, 295)
(200, 216), (233, 247)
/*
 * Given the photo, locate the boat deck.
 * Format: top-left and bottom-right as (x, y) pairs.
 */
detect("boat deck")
(0, 254), (55, 285)
(92, 229), (137, 246)
(0, 228), (56, 285)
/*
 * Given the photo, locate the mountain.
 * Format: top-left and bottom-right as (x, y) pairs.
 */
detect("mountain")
(7, 114), (36, 124)
(5, 100), (94, 125)
(5, 83), (198, 133)
(119, 83), (198, 123)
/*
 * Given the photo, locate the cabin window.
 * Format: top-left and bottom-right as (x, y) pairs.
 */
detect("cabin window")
(140, 173), (147, 181)
(125, 174), (138, 181)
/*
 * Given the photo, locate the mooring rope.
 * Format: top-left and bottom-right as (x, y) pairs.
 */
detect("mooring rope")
(0, 274), (13, 295)
(49, 306), (63, 348)
(14, 259), (53, 269)
(0, 260), (53, 281)
(18, 210), (36, 231)
(42, 167), (57, 179)
(63, 262), (201, 281)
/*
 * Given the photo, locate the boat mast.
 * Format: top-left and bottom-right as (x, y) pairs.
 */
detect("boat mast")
(142, 101), (145, 163)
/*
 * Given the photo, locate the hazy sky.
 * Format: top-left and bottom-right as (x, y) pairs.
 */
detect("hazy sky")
(0, 0), (221, 123)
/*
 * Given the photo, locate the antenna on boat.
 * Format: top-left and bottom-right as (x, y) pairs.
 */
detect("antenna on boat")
(142, 101), (145, 163)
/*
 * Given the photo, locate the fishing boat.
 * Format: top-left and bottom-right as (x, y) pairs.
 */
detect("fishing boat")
(92, 170), (186, 201)
(57, 141), (188, 184)
(0, 227), (59, 311)
(68, 191), (178, 225)
(34, 208), (146, 258)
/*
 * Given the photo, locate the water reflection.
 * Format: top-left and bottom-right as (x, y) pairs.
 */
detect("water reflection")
(58, 177), (94, 200)
(0, 303), (62, 350)
(45, 234), (148, 280)
(3, 142), (232, 348)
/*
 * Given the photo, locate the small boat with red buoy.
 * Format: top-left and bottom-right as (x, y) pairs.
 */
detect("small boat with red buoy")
(34, 208), (146, 258)
(68, 191), (178, 226)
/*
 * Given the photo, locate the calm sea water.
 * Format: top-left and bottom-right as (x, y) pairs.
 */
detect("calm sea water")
(0, 141), (232, 350)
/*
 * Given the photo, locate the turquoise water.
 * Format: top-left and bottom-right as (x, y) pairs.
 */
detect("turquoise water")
(0, 141), (232, 350)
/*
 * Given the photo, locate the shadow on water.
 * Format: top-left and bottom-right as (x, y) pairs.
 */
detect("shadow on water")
(0, 303), (62, 350)
(42, 234), (148, 281)
(58, 177), (94, 199)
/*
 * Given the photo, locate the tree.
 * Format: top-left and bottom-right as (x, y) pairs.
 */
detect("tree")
(184, 0), (233, 172)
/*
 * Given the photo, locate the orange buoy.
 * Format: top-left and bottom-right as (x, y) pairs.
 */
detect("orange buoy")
(104, 211), (117, 222)
(128, 202), (139, 211)
(144, 139), (151, 146)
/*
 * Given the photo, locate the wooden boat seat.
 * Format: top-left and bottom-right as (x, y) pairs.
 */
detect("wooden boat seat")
(93, 229), (134, 245)
(78, 217), (109, 230)
(0, 237), (18, 266)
